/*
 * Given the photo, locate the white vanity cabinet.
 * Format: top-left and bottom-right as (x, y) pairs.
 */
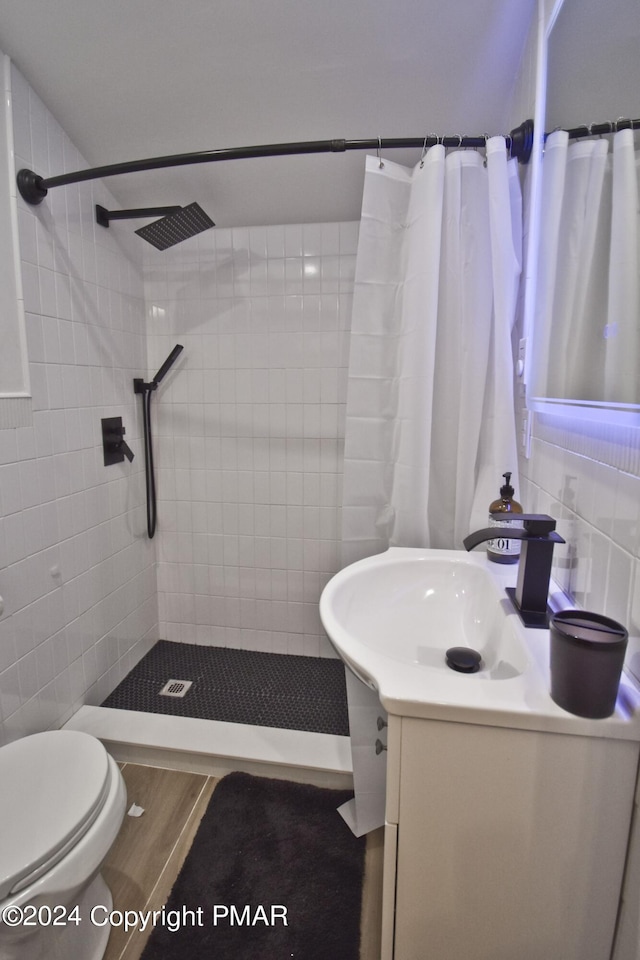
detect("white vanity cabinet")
(380, 714), (640, 960)
(319, 549), (640, 958)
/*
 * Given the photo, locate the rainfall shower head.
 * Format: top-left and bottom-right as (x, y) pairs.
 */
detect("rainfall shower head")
(135, 203), (215, 250)
(96, 202), (215, 250)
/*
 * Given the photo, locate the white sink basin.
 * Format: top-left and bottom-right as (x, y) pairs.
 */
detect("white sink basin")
(324, 552), (528, 679)
(320, 547), (640, 732)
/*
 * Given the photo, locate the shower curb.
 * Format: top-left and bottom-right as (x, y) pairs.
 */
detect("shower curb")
(63, 705), (353, 790)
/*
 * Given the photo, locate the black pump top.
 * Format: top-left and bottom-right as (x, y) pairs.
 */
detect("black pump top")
(500, 471), (515, 498)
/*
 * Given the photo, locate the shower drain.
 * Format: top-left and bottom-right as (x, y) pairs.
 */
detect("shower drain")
(159, 679), (193, 698)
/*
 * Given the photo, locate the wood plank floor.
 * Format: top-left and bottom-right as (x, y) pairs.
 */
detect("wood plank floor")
(102, 763), (383, 960)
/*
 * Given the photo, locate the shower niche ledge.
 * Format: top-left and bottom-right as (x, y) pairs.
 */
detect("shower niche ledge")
(320, 548), (640, 960)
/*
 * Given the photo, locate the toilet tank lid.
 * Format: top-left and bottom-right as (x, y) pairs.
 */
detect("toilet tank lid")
(0, 731), (111, 900)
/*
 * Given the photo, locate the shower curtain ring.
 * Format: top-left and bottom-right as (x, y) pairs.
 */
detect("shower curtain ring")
(457, 134), (464, 148)
(377, 137), (385, 168)
(424, 133), (439, 163)
(419, 136), (429, 168)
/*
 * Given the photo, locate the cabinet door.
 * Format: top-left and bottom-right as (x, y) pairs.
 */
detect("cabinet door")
(394, 717), (638, 960)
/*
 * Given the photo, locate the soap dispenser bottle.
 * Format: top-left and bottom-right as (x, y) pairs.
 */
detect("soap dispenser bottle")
(487, 472), (523, 564)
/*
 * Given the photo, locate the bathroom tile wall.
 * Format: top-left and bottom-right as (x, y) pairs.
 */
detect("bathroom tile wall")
(509, 1), (640, 679)
(143, 222), (357, 656)
(0, 64), (159, 745)
(519, 417), (640, 676)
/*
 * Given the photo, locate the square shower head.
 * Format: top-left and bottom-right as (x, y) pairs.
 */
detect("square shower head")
(135, 202), (215, 250)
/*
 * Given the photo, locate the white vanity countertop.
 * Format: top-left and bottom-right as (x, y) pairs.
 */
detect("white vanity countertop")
(320, 547), (640, 741)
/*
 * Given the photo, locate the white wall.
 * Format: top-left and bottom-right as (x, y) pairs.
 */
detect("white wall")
(0, 64), (159, 745)
(143, 222), (356, 656)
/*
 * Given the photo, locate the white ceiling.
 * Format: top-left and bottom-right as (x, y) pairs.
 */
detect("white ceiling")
(0, 0), (536, 227)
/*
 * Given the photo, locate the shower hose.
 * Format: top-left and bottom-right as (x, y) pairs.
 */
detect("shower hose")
(142, 387), (157, 539)
(135, 344), (184, 540)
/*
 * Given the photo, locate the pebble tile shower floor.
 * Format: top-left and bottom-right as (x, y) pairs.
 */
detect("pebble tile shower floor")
(102, 641), (350, 737)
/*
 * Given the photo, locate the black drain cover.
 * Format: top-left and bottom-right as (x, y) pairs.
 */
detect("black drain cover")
(445, 647), (482, 673)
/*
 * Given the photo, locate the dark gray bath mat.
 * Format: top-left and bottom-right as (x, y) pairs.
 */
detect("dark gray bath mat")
(140, 771), (365, 960)
(101, 641), (349, 736)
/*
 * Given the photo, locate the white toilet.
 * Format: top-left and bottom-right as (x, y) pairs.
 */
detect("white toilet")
(0, 730), (127, 960)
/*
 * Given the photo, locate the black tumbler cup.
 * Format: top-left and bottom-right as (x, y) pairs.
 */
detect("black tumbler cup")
(550, 610), (628, 719)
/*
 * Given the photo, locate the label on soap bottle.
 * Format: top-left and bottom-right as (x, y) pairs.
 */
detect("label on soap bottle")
(486, 517), (521, 562)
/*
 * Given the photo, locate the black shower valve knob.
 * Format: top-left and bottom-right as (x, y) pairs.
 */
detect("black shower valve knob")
(102, 416), (135, 465)
(118, 435), (135, 463)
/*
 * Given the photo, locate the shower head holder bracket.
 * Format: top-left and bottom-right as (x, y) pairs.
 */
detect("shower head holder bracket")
(133, 377), (156, 394)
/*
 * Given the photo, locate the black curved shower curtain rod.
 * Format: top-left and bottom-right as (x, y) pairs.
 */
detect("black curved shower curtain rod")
(16, 120), (536, 206)
(554, 116), (640, 141)
(17, 115), (638, 209)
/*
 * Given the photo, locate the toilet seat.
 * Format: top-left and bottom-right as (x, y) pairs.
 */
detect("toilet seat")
(0, 731), (112, 900)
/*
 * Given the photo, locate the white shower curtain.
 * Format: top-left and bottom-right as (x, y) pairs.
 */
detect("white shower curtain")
(341, 139), (522, 565)
(533, 128), (640, 404)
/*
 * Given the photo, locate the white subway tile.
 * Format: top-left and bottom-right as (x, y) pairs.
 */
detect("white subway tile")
(138, 220), (357, 661)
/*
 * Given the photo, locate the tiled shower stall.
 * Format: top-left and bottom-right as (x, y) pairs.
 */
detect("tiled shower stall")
(0, 59), (357, 744)
(143, 220), (357, 657)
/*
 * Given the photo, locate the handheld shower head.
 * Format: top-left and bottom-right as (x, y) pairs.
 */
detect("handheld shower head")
(153, 344), (184, 385)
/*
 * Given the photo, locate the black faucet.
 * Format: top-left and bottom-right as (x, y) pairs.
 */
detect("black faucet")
(463, 514), (565, 628)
